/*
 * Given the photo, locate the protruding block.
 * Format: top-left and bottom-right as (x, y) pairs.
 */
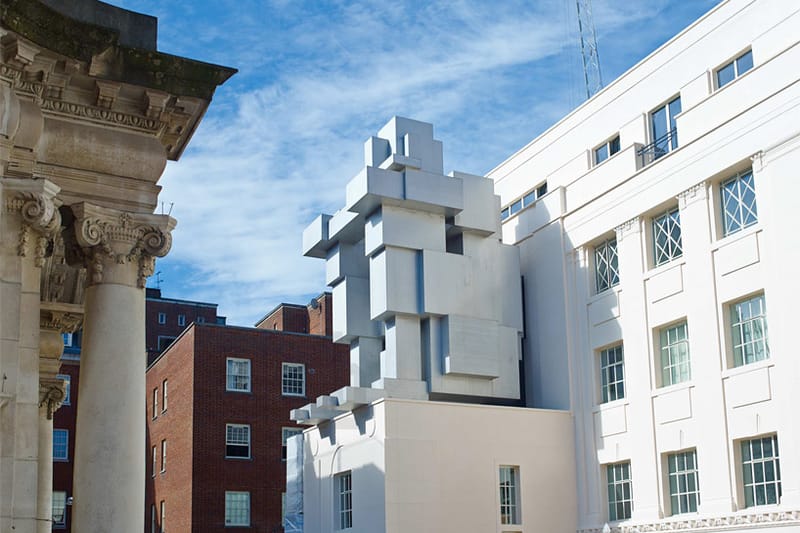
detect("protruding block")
(302, 213), (333, 258)
(442, 315), (500, 379)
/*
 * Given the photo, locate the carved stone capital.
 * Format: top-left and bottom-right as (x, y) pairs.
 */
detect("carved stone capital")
(63, 203), (176, 288)
(614, 216), (641, 241)
(39, 377), (66, 420)
(3, 178), (62, 267)
(677, 181), (707, 208)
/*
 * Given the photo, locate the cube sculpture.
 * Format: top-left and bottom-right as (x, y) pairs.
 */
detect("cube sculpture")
(294, 117), (523, 424)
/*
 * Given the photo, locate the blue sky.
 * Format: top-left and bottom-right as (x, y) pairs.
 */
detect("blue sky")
(111, 0), (717, 326)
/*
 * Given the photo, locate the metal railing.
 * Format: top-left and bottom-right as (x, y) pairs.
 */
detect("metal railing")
(637, 128), (678, 168)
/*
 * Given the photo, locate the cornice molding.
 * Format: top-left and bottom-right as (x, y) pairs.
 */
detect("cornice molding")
(578, 509), (800, 533)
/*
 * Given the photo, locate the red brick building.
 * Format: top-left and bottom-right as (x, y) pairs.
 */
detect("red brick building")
(52, 289), (226, 531)
(145, 293), (349, 533)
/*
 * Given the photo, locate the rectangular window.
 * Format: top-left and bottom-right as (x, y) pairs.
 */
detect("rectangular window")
(741, 435), (781, 507)
(52, 490), (67, 527)
(160, 439), (166, 472)
(160, 501), (165, 533)
(537, 182), (547, 197)
(152, 445), (157, 477)
(282, 427), (303, 461)
(594, 238), (619, 293)
(151, 504), (156, 533)
(730, 294), (768, 367)
(607, 462), (633, 521)
(335, 471), (353, 530)
(158, 312), (166, 325)
(721, 169), (757, 236)
(197, 316), (205, 324)
(282, 363), (306, 396)
(57, 374), (71, 405)
(659, 322), (691, 386)
(225, 491), (251, 527)
(499, 465), (520, 525)
(162, 379), (168, 412)
(509, 199), (522, 216)
(152, 387), (158, 419)
(600, 345), (625, 403)
(226, 357), (251, 392)
(650, 96), (681, 159)
(53, 429), (68, 461)
(62, 332), (73, 347)
(178, 314), (186, 327)
(226, 424), (251, 459)
(594, 135), (621, 165)
(652, 207), (683, 266)
(500, 207), (510, 221)
(157, 336), (176, 352)
(667, 450), (700, 514)
(716, 49), (753, 89)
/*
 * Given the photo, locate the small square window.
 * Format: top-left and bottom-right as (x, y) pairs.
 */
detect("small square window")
(226, 358), (251, 392)
(659, 321), (691, 387)
(157, 312), (166, 325)
(652, 207), (683, 266)
(225, 491), (250, 527)
(499, 465), (521, 525)
(594, 135), (621, 165)
(52, 491), (67, 527)
(282, 427), (303, 461)
(282, 363), (306, 397)
(607, 462), (633, 521)
(599, 345), (624, 403)
(53, 429), (69, 461)
(197, 316), (205, 324)
(730, 294), (768, 367)
(57, 374), (71, 406)
(335, 472), (353, 530)
(177, 314), (186, 327)
(667, 450), (700, 515)
(741, 435), (781, 507)
(226, 424), (251, 459)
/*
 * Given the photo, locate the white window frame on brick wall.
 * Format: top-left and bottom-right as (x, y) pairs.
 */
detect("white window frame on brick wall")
(335, 471), (353, 530)
(160, 501), (165, 533)
(607, 462), (633, 521)
(162, 379), (168, 412)
(667, 450), (700, 515)
(53, 429), (68, 461)
(225, 491), (250, 527)
(177, 314), (185, 327)
(152, 445), (157, 477)
(152, 387), (158, 419)
(281, 362), (306, 397)
(741, 434), (781, 508)
(226, 423), (251, 459)
(226, 357), (251, 392)
(499, 465), (521, 526)
(158, 312), (166, 325)
(52, 490), (67, 527)
(160, 439), (166, 473)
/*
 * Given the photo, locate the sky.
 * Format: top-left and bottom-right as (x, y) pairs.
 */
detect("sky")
(111, 0), (718, 326)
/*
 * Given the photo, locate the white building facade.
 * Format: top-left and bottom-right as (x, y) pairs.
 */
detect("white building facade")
(491, 0), (800, 531)
(292, 1), (800, 532)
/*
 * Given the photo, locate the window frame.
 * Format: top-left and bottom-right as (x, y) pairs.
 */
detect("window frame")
(177, 314), (186, 327)
(593, 237), (619, 294)
(226, 423), (251, 459)
(728, 293), (769, 367)
(658, 321), (691, 387)
(599, 344), (625, 404)
(157, 312), (166, 325)
(62, 332), (73, 347)
(160, 500), (165, 533)
(225, 491), (251, 527)
(226, 357), (252, 393)
(152, 445), (157, 477)
(606, 461), (633, 522)
(52, 490), (67, 528)
(162, 379), (168, 412)
(666, 449), (700, 515)
(720, 169), (758, 237)
(53, 429), (69, 461)
(740, 434), (781, 508)
(651, 206), (683, 267)
(152, 387), (158, 419)
(57, 374), (70, 406)
(499, 465), (521, 526)
(649, 95), (682, 159)
(281, 362), (306, 397)
(282, 427), (303, 461)
(715, 49), (753, 89)
(160, 439), (166, 473)
(335, 471), (353, 530)
(593, 135), (621, 166)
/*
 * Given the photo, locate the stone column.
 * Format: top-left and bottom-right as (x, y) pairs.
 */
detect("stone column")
(36, 308), (81, 533)
(65, 203), (174, 533)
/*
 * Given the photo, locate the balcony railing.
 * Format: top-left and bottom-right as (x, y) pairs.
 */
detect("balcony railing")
(637, 128), (678, 168)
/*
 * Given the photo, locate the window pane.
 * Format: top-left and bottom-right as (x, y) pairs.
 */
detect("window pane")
(225, 491), (250, 526)
(717, 61), (735, 87)
(595, 144), (609, 164)
(736, 50), (753, 75)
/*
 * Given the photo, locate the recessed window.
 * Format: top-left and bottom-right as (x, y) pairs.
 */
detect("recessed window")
(594, 237), (619, 294)
(57, 374), (71, 405)
(150, 504), (156, 533)
(157, 336), (176, 352)
(509, 199), (522, 216)
(721, 169), (757, 236)
(730, 294), (768, 367)
(53, 429), (68, 461)
(162, 379), (168, 412)
(282, 363), (306, 396)
(160, 501), (165, 533)
(52, 491), (67, 527)
(225, 491), (251, 527)
(600, 345), (625, 403)
(652, 207), (683, 267)
(650, 96), (681, 159)
(282, 427), (303, 461)
(226, 424), (251, 459)
(667, 450), (700, 515)
(499, 465), (521, 525)
(152, 387), (158, 419)
(607, 462), (633, 521)
(62, 332), (73, 347)
(335, 471), (353, 530)
(716, 49), (753, 89)
(177, 314), (186, 327)
(536, 182), (547, 197)
(152, 446), (157, 477)
(197, 316), (205, 324)
(594, 135), (621, 165)
(226, 357), (251, 392)
(741, 435), (781, 507)
(160, 439), (166, 472)
(659, 321), (691, 387)
(158, 312), (166, 325)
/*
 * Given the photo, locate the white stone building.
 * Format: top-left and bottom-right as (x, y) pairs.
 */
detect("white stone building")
(291, 0), (800, 532)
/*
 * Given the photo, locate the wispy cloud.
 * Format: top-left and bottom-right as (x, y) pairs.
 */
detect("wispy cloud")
(114, 0), (718, 324)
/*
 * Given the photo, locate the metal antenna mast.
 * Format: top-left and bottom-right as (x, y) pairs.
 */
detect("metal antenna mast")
(575, 0), (603, 99)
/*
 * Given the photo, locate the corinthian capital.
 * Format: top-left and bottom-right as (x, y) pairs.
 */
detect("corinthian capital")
(39, 377), (66, 420)
(63, 203), (176, 288)
(3, 178), (62, 266)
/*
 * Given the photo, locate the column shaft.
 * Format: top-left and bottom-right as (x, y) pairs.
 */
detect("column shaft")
(36, 406), (53, 533)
